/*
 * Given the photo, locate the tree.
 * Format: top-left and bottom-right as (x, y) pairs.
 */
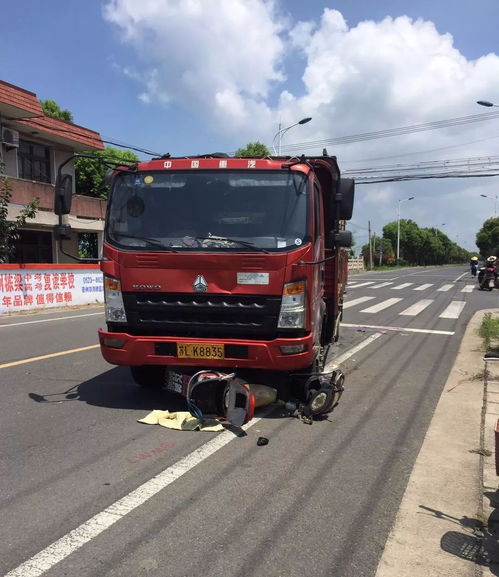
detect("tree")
(0, 176), (39, 263)
(40, 99), (74, 123)
(74, 147), (140, 198)
(348, 235), (357, 258)
(381, 220), (467, 266)
(361, 234), (394, 267)
(39, 100), (139, 199)
(78, 232), (99, 260)
(376, 235), (394, 265)
(234, 142), (270, 157)
(476, 217), (499, 258)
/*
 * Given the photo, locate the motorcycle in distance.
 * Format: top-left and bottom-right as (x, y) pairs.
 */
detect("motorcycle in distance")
(478, 257), (498, 291)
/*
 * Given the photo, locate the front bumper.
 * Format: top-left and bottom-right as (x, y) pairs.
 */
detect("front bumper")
(98, 329), (315, 371)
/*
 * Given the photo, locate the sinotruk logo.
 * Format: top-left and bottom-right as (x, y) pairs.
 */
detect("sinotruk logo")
(193, 275), (208, 292)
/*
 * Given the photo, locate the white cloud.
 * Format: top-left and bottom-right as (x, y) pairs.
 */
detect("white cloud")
(286, 10), (499, 133)
(283, 9), (499, 251)
(103, 2), (499, 251)
(103, 0), (285, 133)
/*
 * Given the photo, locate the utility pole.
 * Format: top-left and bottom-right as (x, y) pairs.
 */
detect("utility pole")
(368, 221), (373, 270)
(396, 196), (415, 266)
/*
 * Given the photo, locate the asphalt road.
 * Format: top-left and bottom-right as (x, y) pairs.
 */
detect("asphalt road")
(1, 264), (495, 577)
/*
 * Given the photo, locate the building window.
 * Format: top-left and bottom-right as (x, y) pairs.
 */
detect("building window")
(18, 139), (51, 183)
(11, 230), (53, 263)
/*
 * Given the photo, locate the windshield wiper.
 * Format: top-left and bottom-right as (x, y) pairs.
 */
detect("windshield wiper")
(115, 234), (178, 252)
(195, 236), (270, 253)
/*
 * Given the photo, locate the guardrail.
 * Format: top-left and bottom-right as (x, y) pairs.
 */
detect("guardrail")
(348, 257), (365, 273)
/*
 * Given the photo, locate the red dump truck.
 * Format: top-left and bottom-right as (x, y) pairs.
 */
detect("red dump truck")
(54, 152), (354, 424)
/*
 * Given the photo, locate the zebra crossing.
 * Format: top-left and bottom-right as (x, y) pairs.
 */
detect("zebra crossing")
(345, 296), (466, 319)
(343, 296), (466, 319)
(347, 280), (476, 293)
(344, 280), (478, 321)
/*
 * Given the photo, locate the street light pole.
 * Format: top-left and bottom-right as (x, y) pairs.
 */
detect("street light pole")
(480, 193), (498, 217)
(476, 102), (499, 218)
(272, 117), (312, 155)
(396, 196), (414, 266)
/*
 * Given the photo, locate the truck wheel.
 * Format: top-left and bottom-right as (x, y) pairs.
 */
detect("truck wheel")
(130, 366), (165, 388)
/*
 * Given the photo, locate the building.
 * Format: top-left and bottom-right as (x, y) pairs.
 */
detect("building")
(0, 80), (105, 263)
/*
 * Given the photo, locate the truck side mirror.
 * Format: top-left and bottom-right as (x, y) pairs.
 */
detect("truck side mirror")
(54, 224), (72, 240)
(336, 178), (355, 221)
(333, 230), (353, 247)
(54, 173), (73, 215)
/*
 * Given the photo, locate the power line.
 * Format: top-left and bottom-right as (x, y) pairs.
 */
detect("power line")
(343, 154), (499, 183)
(17, 108), (499, 163)
(270, 110), (499, 154)
(101, 138), (161, 157)
(14, 117), (161, 156)
(341, 134), (499, 165)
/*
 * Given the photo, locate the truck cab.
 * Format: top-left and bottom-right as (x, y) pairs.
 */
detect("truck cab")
(54, 152), (354, 417)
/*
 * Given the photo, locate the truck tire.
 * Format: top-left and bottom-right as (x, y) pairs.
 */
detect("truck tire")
(130, 365), (165, 388)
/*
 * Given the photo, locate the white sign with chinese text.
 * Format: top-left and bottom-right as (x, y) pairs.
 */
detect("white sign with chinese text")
(0, 266), (104, 315)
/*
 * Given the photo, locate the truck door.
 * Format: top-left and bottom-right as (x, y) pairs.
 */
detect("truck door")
(312, 180), (325, 341)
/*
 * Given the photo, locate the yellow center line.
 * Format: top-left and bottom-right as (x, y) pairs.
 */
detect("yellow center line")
(0, 344), (100, 369)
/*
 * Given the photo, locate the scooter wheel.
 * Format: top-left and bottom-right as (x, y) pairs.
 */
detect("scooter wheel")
(308, 388), (333, 415)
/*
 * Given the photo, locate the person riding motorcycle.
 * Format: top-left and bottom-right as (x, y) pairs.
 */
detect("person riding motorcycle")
(470, 256), (479, 277)
(479, 255), (498, 290)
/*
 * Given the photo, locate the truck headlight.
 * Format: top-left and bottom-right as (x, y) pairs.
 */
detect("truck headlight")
(278, 280), (306, 329)
(104, 276), (127, 322)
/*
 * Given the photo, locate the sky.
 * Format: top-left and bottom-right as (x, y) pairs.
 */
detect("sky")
(2, 0), (499, 253)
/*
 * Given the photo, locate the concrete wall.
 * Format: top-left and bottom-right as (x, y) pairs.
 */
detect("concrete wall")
(0, 263), (104, 315)
(8, 177), (107, 219)
(348, 257), (365, 273)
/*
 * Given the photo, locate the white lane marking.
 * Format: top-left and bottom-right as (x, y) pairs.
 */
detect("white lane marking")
(370, 282), (394, 289)
(454, 272), (468, 282)
(461, 285), (475, 293)
(399, 299), (434, 316)
(413, 283), (433, 291)
(7, 333), (377, 577)
(341, 322), (454, 336)
(4, 412), (266, 577)
(437, 284), (453, 292)
(391, 283), (413, 290)
(347, 281), (376, 288)
(0, 311), (103, 328)
(343, 296), (376, 309)
(439, 301), (466, 319)
(360, 298), (403, 313)
(325, 332), (382, 370)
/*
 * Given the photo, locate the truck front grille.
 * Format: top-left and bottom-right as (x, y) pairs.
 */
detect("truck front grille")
(120, 292), (282, 339)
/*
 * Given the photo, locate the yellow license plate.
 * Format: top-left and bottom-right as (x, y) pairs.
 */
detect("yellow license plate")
(177, 343), (225, 360)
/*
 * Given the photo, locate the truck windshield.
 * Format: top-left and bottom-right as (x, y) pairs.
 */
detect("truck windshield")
(106, 170), (309, 251)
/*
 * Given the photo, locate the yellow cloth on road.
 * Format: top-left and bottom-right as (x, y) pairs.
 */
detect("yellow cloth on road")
(138, 410), (224, 432)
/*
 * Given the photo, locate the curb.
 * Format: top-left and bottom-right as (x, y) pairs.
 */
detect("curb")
(481, 313), (499, 575)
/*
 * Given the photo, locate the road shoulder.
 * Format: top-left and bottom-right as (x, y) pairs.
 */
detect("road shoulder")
(375, 308), (499, 577)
